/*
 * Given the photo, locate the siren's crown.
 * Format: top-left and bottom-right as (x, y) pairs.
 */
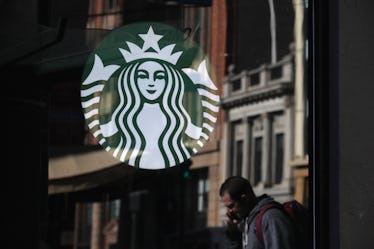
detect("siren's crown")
(119, 26), (182, 65)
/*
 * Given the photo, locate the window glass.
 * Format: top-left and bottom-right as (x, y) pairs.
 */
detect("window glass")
(110, 199), (121, 219)
(2, 0), (309, 248)
(275, 133), (284, 184)
(254, 137), (263, 186)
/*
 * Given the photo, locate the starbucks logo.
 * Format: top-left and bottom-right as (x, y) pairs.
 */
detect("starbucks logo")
(81, 22), (219, 169)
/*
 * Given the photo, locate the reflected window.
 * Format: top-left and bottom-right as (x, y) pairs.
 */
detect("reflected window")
(76, 203), (93, 249)
(87, 0), (124, 29)
(230, 121), (244, 176)
(274, 133), (284, 184)
(183, 4), (211, 52)
(253, 137), (263, 186)
(184, 168), (209, 230)
(110, 199), (121, 219)
(235, 140), (243, 176)
(197, 178), (209, 213)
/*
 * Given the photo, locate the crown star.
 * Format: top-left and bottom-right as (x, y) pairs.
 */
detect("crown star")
(119, 25), (183, 65)
(139, 26), (162, 52)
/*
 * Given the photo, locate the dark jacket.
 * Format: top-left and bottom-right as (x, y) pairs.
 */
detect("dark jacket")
(225, 195), (296, 249)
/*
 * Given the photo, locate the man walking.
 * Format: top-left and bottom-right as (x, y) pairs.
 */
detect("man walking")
(219, 176), (296, 249)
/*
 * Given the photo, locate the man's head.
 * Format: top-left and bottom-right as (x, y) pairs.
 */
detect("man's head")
(219, 176), (257, 223)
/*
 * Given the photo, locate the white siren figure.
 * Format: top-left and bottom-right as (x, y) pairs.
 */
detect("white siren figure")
(81, 25), (219, 169)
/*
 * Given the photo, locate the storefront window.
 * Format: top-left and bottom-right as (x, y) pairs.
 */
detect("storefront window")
(2, 0), (310, 248)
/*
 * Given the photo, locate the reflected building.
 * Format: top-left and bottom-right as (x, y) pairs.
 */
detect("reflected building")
(45, 0), (226, 249)
(2, 0), (308, 248)
(221, 53), (295, 202)
(219, 0), (309, 225)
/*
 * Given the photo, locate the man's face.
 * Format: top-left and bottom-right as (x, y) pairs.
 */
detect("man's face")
(221, 191), (248, 223)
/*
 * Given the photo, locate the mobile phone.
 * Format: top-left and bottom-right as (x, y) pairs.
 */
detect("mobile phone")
(227, 212), (239, 222)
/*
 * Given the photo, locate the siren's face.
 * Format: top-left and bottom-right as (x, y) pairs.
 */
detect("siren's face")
(136, 61), (166, 101)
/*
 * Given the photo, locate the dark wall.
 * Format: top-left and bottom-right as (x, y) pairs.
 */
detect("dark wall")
(313, 0), (374, 248)
(1, 2), (47, 249)
(339, 0), (374, 248)
(4, 68), (49, 249)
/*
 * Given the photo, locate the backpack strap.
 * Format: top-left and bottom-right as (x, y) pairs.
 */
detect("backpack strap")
(282, 200), (297, 219)
(254, 203), (282, 242)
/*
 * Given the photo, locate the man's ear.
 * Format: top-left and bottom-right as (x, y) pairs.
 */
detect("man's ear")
(241, 194), (252, 205)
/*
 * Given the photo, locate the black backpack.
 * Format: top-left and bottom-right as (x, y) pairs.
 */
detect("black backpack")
(255, 200), (310, 249)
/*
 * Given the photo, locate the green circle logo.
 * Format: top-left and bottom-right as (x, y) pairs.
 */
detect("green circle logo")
(81, 22), (219, 169)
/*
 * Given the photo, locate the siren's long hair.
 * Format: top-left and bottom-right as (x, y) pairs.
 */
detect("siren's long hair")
(111, 60), (191, 168)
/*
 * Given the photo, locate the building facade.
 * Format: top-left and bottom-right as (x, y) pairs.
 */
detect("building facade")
(221, 53), (295, 202)
(219, 0), (309, 224)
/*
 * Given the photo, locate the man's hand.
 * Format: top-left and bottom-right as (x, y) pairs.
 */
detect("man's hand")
(225, 212), (241, 233)
(227, 212), (239, 224)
